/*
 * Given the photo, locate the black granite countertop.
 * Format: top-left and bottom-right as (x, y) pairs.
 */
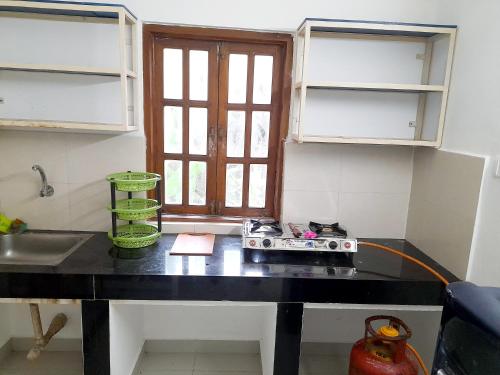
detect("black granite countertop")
(0, 231), (458, 305)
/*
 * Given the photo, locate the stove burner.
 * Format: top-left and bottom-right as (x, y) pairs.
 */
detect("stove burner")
(309, 222), (347, 238)
(250, 219), (283, 236)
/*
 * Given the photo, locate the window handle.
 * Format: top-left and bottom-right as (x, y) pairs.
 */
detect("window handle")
(218, 127), (225, 141)
(208, 127), (217, 156)
(209, 200), (216, 215)
(209, 127), (216, 140)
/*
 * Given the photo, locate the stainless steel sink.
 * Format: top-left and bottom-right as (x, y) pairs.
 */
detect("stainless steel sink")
(0, 232), (93, 266)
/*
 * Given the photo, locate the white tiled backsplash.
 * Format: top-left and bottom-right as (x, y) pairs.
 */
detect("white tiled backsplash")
(282, 142), (413, 238)
(0, 130), (145, 231)
(0, 131), (413, 238)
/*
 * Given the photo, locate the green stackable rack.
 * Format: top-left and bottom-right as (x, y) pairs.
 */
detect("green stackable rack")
(106, 171), (162, 248)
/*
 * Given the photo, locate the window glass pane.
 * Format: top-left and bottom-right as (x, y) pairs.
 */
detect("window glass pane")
(189, 107), (207, 155)
(164, 160), (182, 205)
(164, 106), (183, 154)
(189, 161), (207, 205)
(249, 164), (267, 208)
(227, 111), (245, 157)
(250, 111), (270, 158)
(189, 50), (208, 101)
(163, 48), (183, 99)
(253, 55), (273, 104)
(228, 54), (248, 103)
(225, 164), (243, 207)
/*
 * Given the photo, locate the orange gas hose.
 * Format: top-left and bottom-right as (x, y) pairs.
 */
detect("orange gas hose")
(406, 343), (430, 375)
(358, 241), (449, 286)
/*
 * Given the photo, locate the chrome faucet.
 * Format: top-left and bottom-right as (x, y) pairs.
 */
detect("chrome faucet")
(32, 165), (54, 197)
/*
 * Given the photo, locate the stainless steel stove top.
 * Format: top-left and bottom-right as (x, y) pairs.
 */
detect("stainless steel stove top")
(242, 219), (357, 253)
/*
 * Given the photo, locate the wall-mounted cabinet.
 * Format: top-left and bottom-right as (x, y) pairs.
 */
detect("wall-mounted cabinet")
(291, 19), (457, 147)
(0, 1), (137, 133)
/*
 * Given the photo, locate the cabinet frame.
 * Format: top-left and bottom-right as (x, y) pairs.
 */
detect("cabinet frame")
(0, 0), (138, 133)
(291, 19), (457, 147)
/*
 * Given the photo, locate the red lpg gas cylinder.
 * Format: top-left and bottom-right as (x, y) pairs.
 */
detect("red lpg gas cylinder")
(349, 315), (419, 375)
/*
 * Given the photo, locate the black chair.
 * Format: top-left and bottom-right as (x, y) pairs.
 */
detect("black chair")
(432, 281), (500, 375)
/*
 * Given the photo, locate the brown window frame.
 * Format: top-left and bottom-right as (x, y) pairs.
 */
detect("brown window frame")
(143, 24), (293, 221)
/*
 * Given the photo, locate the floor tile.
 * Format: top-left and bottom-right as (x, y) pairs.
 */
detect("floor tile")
(300, 354), (349, 374)
(139, 352), (195, 371)
(0, 351), (83, 372)
(194, 353), (261, 372)
(135, 352), (263, 375)
(140, 371), (192, 375)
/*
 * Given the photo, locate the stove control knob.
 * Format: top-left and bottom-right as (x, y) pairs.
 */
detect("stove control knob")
(315, 240), (326, 248)
(328, 241), (338, 250)
(262, 239), (272, 248)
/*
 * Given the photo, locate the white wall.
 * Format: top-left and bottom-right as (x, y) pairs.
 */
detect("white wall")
(434, 0), (500, 286)
(0, 302), (81, 353)
(143, 303), (271, 341)
(7, 303), (82, 339)
(0, 0), (439, 237)
(406, 149), (484, 279)
(260, 304), (277, 375)
(0, 304), (9, 349)
(124, 0), (438, 31)
(109, 303), (144, 375)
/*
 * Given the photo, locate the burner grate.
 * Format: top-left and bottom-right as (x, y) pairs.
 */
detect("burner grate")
(249, 219), (283, 236)
(309, 222), (347, 238)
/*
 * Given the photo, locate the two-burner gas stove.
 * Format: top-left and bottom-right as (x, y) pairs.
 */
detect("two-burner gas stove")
(242, 219), (357, 253)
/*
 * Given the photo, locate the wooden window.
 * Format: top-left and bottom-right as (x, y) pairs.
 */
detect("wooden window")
(144, 25), (292, 220)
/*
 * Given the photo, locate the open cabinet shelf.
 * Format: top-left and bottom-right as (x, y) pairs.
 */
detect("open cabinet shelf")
(295, 81), (446, 93)
(0, 1), (138, 133)
(0, 0), (136, 19)
(291, 134), (439, 146)
(0, 63), (136, 78)
(0, 118), (137, 133)
(109, 301), (277, 375)
(291, 18), (457, 147)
